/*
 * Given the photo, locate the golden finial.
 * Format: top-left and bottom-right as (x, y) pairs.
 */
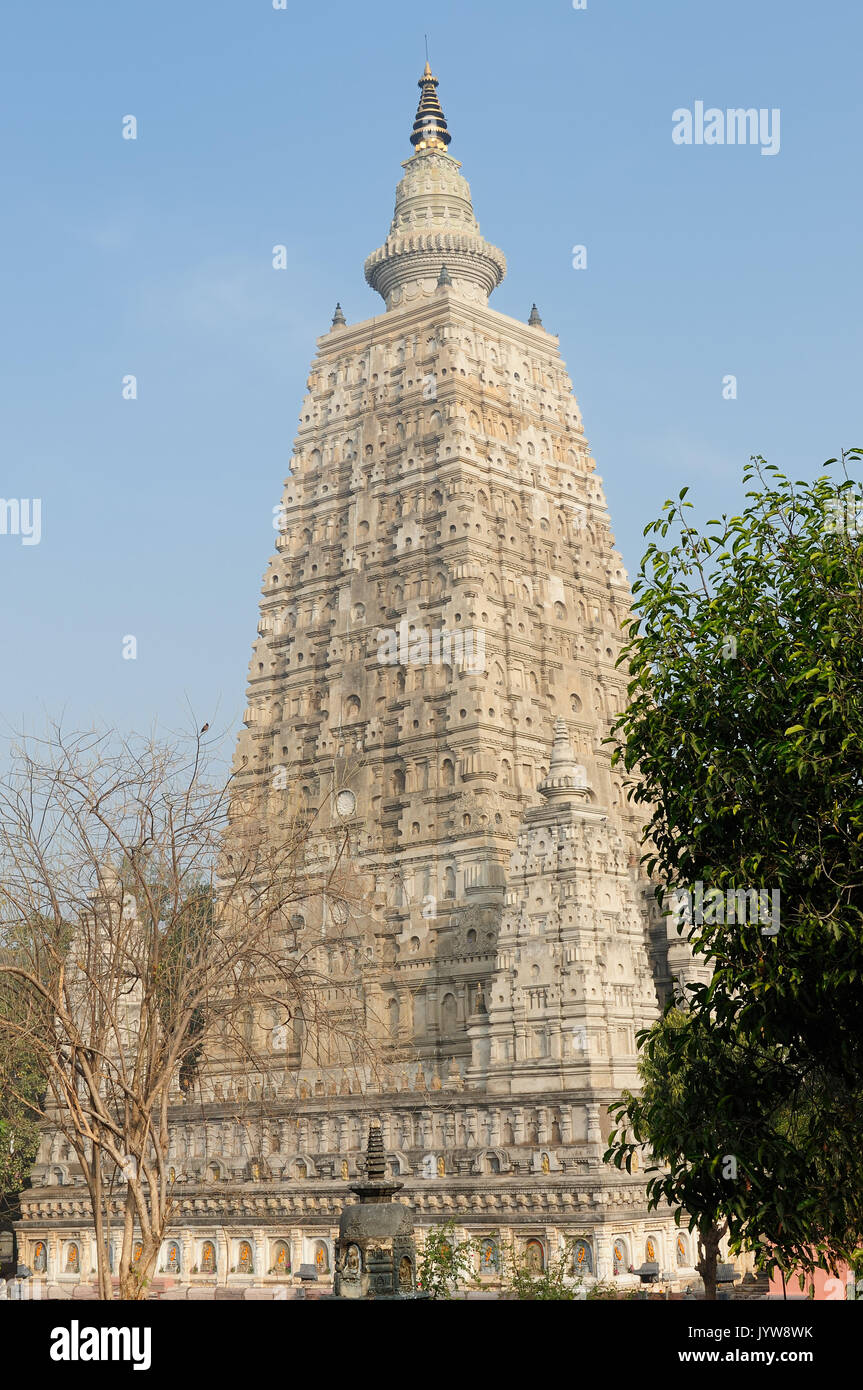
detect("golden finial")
(410, 61), (451, 152)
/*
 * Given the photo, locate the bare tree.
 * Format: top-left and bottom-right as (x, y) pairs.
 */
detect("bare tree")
(0, 723), (377, 1299)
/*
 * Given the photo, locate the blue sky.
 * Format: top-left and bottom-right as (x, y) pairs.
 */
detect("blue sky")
(1, 0), (860, 762)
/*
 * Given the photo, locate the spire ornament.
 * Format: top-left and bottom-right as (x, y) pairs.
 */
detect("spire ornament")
(538, 717), (589, 801)
(528, 303), (544, 328)
(410, 62), (452, 152)
(331, 302), (346, 329)
(364, 65), (506, 309)
(348, 1122), (402, 1204)
(333, 1122), (425, 1298)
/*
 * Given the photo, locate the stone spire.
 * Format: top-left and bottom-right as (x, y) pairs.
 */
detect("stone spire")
(350, 1122), (402, 1204)
(528, 303), (544, 328)
(410, 62), (451, 152)
(334, 1121), (421, 1298)
(537, 717), (589, 801)
(365, 1122), (386, 1182)
(331, 302), (346, 328)
(364, 64), (506, 309)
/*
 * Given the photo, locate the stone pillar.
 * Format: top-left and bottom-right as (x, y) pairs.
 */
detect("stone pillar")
(419, 1110), (433, 1149)
(466, 987), (491, 1084)
(586, 1104), (603, 1153)
(594, 1230), (612, 1282)
(465, 1108), (478, 1147)
(425, 987), (438, 1038)
(217, 1230), (230, 1282)
(338, 1115), (351, 1153)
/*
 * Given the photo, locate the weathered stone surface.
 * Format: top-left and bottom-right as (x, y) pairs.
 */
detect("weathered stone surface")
(338, 1204), (412, 1242)
(16, 62), (707, 1292)
(332, 1125), (422, 1299)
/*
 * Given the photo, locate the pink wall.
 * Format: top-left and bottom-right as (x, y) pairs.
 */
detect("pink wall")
(768, 1262), (854, 1300)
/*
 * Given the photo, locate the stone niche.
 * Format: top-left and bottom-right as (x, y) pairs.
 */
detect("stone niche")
(334, 1202), (416, 1299)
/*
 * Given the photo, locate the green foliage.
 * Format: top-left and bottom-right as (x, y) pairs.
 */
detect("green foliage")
(416, 1228), (609, 1301)
(416, 1222), (476, 1299)
(501, 1239), (585, 1301)
(0, 925), (51, 1211)
(0, 1034), (44, 1209)
(606, 1007), (748, 1291)
(609, 453), (863, 1278)
(586, 1278), (630, 1300)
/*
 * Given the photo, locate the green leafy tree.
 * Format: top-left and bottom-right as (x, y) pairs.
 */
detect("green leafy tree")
(500, 1237), (585, 1301)
(610, 453), (863, 1282)
(416, 1221), (477, 1299)
(0, 919), (60, 1229)
(0, 1034), (44, 1212)
(606, 1007), (751, 1298)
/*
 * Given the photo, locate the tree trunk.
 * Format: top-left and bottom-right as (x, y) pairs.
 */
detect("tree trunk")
(90, 1145), (114, 1301)
(118, 1242), (159, 1299)
(118, 1188), (139, 1300)
(696, 1223), (726, 1300)
(117, 1181), (161, 1300)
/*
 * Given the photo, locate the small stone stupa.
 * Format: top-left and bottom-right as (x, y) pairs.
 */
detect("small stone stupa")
(332, 1123), (425, 1299)
(537, 716), (590, 800)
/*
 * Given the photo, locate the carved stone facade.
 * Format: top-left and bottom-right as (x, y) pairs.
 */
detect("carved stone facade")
(17, 65), (702, 1290)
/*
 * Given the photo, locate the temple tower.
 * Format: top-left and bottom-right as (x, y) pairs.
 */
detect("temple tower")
(231, 63), (666, 1085)
(17, 64), (693, 1291)
(467, 718), (658, 1108)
